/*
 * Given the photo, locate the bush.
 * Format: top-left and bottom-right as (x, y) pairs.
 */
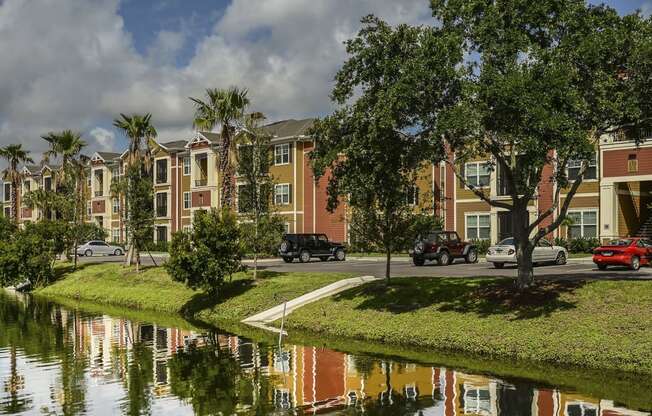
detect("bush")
(568, 237), (600, 254)
(166, 209), (244, 295)
(470, 239), (491, 255)
(0, 223), (57, 288)
(240, 215), (285, 258)
(553, 237), (568, 249)
(146, 240), (169, 253)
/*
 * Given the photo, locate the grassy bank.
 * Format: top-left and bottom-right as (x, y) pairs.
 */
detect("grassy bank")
(37, 263), (353, 324)
(283, 276), (652, 375)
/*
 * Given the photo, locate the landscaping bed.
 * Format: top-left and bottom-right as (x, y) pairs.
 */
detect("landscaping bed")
(282, 276), (652, 374)
(37, 262), (353, 324)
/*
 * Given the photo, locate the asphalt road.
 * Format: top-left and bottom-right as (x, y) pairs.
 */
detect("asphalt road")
(78, 254), (652, 280)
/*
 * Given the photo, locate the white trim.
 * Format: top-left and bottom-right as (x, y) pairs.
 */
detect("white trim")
(275, 183), (291, 206)
(463, 161), (491, 190)
(600, 174), (652, 184)
(274, 143), (291, 166)
(464, 212), (491, 241)
(277, 211), (304, 215)
(560, 192), (599, 198)
(600, 140), (652, 150)
(155, 190), (171, 219)
(182, 155), (191, 176)
(154, 156), (171, 186)
(183, 191), (191, 210)
(566, 151), (598, 182)
(566, 208), (598, 239)
(185, 132), (212, 148)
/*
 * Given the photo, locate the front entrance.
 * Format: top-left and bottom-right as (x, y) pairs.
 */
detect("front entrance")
(498, 212), (512, 242)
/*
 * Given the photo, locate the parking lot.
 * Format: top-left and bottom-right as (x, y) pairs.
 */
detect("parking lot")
(79, 254), (652, 280)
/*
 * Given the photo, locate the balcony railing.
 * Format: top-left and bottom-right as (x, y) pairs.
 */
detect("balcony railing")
(94, 190), (103, 197)
(610, 128), (651, 143)
(195, 178), (208, 187)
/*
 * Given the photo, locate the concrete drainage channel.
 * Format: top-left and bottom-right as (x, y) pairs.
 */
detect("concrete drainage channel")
(241, 275), (379, 334)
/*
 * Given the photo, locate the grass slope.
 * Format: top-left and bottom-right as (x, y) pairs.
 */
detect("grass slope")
(283, 276), (652, 374)
(38, 262), (353, 323)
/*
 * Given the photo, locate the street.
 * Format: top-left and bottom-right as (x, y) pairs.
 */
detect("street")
(78, 255), (652, 280)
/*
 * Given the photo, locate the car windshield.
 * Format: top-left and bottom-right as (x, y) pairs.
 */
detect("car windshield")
(607, 239), (633, 246)
(498, 238), (514, 246)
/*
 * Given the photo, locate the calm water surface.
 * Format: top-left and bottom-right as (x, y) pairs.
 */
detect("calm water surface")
(0, 291), (650, 415)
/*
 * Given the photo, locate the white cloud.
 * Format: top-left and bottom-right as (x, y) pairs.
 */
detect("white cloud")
(0, 0), (432, 168)
(89, 127), (116, 151)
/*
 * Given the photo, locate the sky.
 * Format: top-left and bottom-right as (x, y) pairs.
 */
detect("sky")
(0, 0), (649, 163)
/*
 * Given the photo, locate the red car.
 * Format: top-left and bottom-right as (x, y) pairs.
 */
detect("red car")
(592, 237), (652, 271)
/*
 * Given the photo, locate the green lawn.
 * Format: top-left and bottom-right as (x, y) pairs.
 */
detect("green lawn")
(283, 276), (652, 374)
(37, 263), (353, 324)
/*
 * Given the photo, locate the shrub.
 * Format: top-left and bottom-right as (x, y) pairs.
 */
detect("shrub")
(471, 239), (491, 255)
(553, 237), (569, 249)
(166, 209), (244, 295)
(240, 215), (285, 258)
(0, 223), (57, 288)
(568, 237), (600, 253)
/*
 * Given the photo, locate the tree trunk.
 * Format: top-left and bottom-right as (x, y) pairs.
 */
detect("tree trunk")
(11, 182), (18, 224)
(253, 215), (259, 280)
(219, 131), (234, 209)
(513, 207), (534, 289)
(385, 247), (391, 285)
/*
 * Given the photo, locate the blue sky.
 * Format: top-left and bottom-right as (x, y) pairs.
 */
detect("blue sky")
(0, 0), (650, 160)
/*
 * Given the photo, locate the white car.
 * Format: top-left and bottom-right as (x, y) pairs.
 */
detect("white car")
(77, 240), (124, 257)
(486, 238), (568, 269)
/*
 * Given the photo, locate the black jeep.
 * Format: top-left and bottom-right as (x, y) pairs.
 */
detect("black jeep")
(278, 233), (346, 263)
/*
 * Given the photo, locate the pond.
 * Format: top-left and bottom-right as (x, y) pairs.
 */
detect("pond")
(0, 291), (650, 415)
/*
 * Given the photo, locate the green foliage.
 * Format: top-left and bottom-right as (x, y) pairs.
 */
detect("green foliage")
(471, 239), (491, 255)
(0, 215), (16, 240)
(554, 237), (569, 249)
(166, 209), (244, 294)
(0, 223), (57, 288)
(568, 237), (600, 254)
(240, 215), (285, 257)
(124, 163), (154, 252)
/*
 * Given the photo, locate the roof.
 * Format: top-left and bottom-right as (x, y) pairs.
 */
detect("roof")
(159, 140), (188, 151)
(25, 165), (41, 175)
(96, 152), (121, 161)
(262, 118), (315, 138)
(199, 131), (221, 143)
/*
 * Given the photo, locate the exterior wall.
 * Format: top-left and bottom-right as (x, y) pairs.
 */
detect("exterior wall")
(603, 147), (652, 178)
(456, 201), (491, 241)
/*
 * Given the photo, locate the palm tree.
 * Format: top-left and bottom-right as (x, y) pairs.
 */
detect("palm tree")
(190, 87), (249, 209)
(41, 130), (86, 185)
(0, 144), (34, 224)
(113, 113), (157, 269)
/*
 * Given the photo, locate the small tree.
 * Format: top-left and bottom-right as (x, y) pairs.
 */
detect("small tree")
(235, 113), (282, 279)
(166, 209), (243, 295)
(310, 17), (456, 284)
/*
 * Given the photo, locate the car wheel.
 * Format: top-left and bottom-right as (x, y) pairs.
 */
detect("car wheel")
(630, 256), (640, 271)
(299, 250), (311, 263)
(597, 264), (607, 270)
(282, 257), (293, 263)
(438, 251), (451, 266)
(334, 248), (346, 261)
(493, 262), (504, 269)
(413, 256), (425, 266)
(555, 251), (567, 265)
(84, 249), (92, 257)
(114, 249), (123, 256)
(465, 248), (478, 264)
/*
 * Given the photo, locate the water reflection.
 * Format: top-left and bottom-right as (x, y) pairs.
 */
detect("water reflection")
(0, 291), (649, 415)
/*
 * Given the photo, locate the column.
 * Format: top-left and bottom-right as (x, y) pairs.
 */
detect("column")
(600, 182), (618, 242)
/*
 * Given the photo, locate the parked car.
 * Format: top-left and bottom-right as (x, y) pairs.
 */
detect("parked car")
(278, 233), (346, 263)
(77, 240), (124, 257)
(486, 238), (567, 269)
(592, 237), (652, 271)
(409, 230), (478, 266)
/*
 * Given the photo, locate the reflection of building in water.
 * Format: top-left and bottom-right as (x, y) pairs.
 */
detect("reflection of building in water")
(48, 311), (650, 416)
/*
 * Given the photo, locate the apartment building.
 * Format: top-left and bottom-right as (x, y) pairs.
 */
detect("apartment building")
(4, 123), (650, 245)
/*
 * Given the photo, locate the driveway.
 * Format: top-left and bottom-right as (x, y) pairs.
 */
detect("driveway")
(78, 254), (652, 280)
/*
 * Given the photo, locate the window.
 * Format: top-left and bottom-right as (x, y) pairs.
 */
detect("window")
(112, 167), (119, 179)
(4, 207), (10, 217)
(43, 177), (52, 191)
(155, 159), (168, 184)
(156, 193), (168, 217)
(23, 180), (30, 194)
(183, 225), (192, 232)
(94, 170), (103, 197)
(112, 198), (120, 214)
(274, 184), (291, 205)
(567, 210), (597, 239)
(183, 156), (191, 175)
(183, 192), (190, 210)
(237, 185), (252, 213)
(274, 143), (290, 165)
(567, 153), (597, 181)
(464, 162), (490, 188)
(4, 184), (10, 202)
(112, 229), (120, 243)
(407, 185), (419, 206)
(87, 201), (92, 217)
(156, 226), (167, 243)
(566, 403), (598, 416)
(466, 214), (490, 240)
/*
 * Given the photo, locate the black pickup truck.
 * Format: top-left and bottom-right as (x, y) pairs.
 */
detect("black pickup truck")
(278, 233), (346, 263)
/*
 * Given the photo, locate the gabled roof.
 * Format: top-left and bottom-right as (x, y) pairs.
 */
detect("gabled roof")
(199, 132), (221, 143)
(91, 151), (121, 163)
(262, 118), (315, 138)
(159, 140), (188, 151)
(23, 165), (41, 175)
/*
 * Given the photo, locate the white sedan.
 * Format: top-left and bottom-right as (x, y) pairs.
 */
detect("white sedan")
(76, 241), (124, 257)
(486, 238), (568, 269)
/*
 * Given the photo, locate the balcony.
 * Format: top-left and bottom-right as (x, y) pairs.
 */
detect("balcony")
(607, 128), (652, 143)
(195, 178), (208, 187)
(94, 190), (104, 197)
